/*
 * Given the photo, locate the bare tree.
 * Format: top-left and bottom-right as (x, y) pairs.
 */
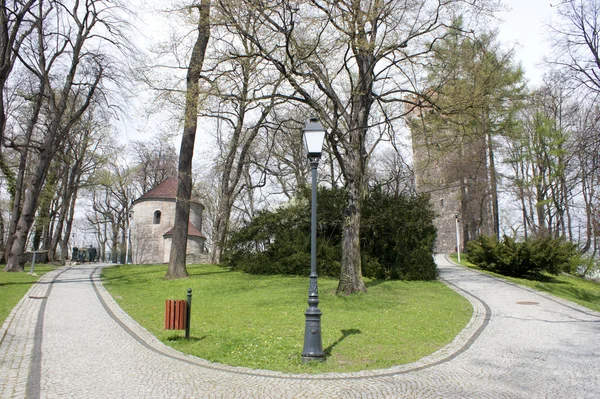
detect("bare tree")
(262, 113), (311, 199)
(218, 0), (499, 294)
(86, 159), (137, 263)
(571, 98), (600, 255)
(369, 147), (415, 197)
(504, 75), (578, 240)
(203, 16), (286, 264)
(4, 0), (134, 271)
(130, 135), (178, 193)
(45, 107), (111, 263)
(550, 0), (600, 96)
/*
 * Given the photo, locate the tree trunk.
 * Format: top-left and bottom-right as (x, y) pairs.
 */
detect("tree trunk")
(59, 180), (79, 265)
(48, 172), (69, 262)
(2, 145), (22, 260)
(515, 154), (529, 239)
(33, 199), (51, 252)
(4, 145), (54, 271)
(580, 154), (595, 253)
(460, 177), (470, 250)
(166, 0), (211, 279)
(4, 91), (42, 261)
(210, 201), (231, 265)
(485, 120), (500, 240)
(534, 161), (548, 235)
(336, 122), (367, 294)
(335, 12), (374, 294)
(111, 225), (119, 264)
(0, 210), (5, 262)
(120, 225), (126, 264)
(337, 173), (367, 294)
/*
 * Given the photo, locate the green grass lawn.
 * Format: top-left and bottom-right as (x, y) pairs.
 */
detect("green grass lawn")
(102, 263), (472, 374)
(448, 253), (600, 313)
(0, 265), (59, 325)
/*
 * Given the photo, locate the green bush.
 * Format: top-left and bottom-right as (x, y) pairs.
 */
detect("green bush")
(464, 234), (497, 269)
(402, 246), (438, 280)
(361, 254), (383, 279)
(225, 186), (438, 281)
(466, 234), (579, 279)
(225, 186), (344, 277)
(361, 188), (437, 280)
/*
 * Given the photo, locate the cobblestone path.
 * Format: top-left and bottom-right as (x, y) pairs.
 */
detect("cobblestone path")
(1, 255), (599, 398)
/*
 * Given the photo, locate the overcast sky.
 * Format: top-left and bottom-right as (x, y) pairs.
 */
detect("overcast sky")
(496, 0), (556, 86)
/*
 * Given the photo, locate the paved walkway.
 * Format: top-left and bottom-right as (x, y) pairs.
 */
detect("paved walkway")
(1, 255), (599, 398)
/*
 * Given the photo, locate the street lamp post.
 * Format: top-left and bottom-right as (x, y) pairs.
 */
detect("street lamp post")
(301, 117), (326, 362)
(126, 210), (133, 264)
(455, 214), (461, 263)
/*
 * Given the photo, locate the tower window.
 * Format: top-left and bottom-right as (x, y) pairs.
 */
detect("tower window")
(440, 198), (444, 209)
(153, 210), (162, 225)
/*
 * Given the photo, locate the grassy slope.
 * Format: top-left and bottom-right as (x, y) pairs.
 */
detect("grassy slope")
(102, 263), (472, 374)
(0, 265), (58, 325)
(448, 253), (600, 313)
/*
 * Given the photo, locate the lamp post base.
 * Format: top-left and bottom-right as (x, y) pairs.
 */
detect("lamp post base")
(301, 304), (325, 362)
(301, 354), (326, 363)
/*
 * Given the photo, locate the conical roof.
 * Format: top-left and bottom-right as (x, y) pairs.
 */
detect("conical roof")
(133, 177), (201, 205)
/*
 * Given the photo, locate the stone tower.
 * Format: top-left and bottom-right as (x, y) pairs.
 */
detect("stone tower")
(409, 112), (493, 253)
(131, 177), (206, 264)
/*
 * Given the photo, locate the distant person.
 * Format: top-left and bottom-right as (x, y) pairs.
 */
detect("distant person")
(72, 247), (78, 261)
(89, 246), (97, 262)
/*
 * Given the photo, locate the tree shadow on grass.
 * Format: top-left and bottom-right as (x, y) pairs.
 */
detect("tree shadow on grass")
(523, 273), (564, 283)
(365, 278), (389, 289)
(559, 286), (600, 303)
(186, 270), (233, 278)
(324, 328), (362, 357)
(101, 268), (160, 282)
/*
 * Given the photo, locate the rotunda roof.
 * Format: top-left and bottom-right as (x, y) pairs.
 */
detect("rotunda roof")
(133, 177), (202, 206)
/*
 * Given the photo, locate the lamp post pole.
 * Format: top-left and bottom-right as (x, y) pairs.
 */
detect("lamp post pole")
(126, 210), (133, 264)
(301, 118), (325, 362)
(455, 214), (461, 263)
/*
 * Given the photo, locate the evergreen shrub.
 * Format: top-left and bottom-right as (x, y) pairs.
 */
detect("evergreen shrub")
(225, 186), (344, 278)
(466, 234), (578, 278)
(361, 188), (437, 280)
(224, 186), (438, 281)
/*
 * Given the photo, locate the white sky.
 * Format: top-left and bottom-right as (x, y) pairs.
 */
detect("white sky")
(495, 0), (556, 86)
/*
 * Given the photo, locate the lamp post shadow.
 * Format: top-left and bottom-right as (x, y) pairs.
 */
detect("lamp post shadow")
(323, 328), (362, 357)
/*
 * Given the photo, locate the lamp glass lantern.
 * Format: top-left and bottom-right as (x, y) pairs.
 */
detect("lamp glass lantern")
(303, 118), (326, 159)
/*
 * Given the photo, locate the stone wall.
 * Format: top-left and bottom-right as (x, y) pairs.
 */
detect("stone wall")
(131, 198), (176, 264)
(162, 236), (206, 263)
(410, 113), (493, 253)
(131, 197), (207, 264)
